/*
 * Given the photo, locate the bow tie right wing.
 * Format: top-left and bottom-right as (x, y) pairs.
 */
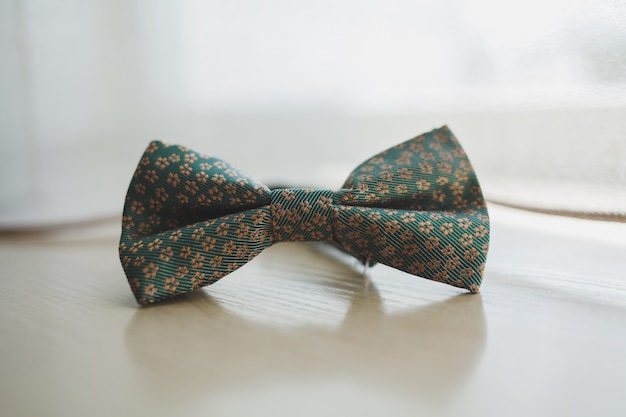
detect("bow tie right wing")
(338, 126), (487, 213)
(333, 126), (490, 292)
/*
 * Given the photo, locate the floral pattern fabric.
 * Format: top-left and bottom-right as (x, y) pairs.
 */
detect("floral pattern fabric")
(120, 126), (489, 304)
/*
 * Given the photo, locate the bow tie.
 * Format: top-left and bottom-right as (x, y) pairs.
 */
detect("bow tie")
(119, 126), (489, 304)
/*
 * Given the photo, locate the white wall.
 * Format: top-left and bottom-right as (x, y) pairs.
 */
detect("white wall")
(1, 0), (625, 225)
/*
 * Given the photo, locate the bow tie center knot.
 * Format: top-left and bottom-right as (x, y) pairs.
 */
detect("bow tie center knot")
(270, 188), (335, 243)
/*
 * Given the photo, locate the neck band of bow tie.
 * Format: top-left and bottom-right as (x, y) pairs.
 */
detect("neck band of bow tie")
(119, 126), (490, 304)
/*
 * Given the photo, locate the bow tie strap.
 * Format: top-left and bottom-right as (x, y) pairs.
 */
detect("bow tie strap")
(119, 126), (490, 304)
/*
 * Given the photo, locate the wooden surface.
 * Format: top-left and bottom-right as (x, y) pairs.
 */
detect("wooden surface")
(1, 204), (625, 417)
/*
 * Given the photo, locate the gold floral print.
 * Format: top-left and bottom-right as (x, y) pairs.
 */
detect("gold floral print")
(144, 170), (158, 184)
(425, 237), (440, 250)
(385, 220), (400, 234)
(446, 256), (461, 270)
(236, 224), (250, 239)
(442, 244), (455, 257)
(184, 180), (199, 195)
(395, 184), (408, 194)
(461, 268), (474, 279)
(191, 272), (204, 288)
(437, 161), (452, 174)
(191, 228), (205, 241)
(159, 247), (173, 262)
(176, 193), (189, 204)
(224, 183), (237, 195)
(166, 172), (180, 187)
(134, 183), (146, 194)
(190, 253), (205, 269)
(169, 230), (182, 241)
(398, 168), (412, 179)
(399, 229), (414, 241)
(474, 225), (488, 238)
(375, 182), (390, 195)
(318, 195), (332, 209)
(143, 262), (159, 279)
(154, 187), (169, 201)
(129, 241), (143, 253)
(459, 233), (474, 248)
(403, 243), (420, 256)
(400, 212), (415, 223)
(209, 256), (223, 268)
(419, 162), (433, 174)
(427, 258), (442, 270)
(216, 224), (230, 236)
(212, 173), (226, 185)
(223, 241), (236, 255)
(131, 201), (145, 215)
(147, 239), (162, 251)
(364, 223), (381, 236)
(144, 283), (157, 296)
(120, 126), (490, 304)
(419, 221), (434, 234)
(433, 271), (448, 282)
(155, 157), (169, 169)
(184, 153), (197, 164)
(417, 179), (430, 191)
(348, 214), (364, 228)
(440, 222), (453, 236)
(464, 247), (480, 261)
(458, 218), (472, 229)
(179, 246), (192, 259)
(236, 245), (250, 260)
(179, 164), (192, 175)
(408, 261), (425, 274)
(163, 276), (179, 292)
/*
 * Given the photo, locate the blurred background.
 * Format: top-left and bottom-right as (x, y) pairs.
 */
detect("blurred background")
(1, 0), (625, 228)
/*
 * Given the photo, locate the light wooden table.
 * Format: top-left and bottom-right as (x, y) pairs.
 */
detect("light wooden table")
(1, 204), (625, 417)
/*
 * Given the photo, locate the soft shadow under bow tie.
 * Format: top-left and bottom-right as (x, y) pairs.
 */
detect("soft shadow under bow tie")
(119, 126), (490, 304)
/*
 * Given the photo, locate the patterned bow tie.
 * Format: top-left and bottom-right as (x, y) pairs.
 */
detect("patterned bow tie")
(119, 126), (489, 304)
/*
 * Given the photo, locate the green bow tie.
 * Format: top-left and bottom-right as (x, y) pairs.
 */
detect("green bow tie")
(119, 126), (489, 304)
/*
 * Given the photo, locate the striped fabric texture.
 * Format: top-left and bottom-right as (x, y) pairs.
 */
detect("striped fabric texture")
(119, 126), (490, 304)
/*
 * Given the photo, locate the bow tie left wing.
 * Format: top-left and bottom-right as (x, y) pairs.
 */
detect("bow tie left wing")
(121, 141), (272, 238)
(119, 141), (274, 304)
